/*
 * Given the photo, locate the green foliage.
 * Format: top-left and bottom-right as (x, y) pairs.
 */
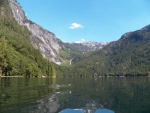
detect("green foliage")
(56, 30), (150, 77)
(104, 30), (150, 76)
(0, 1), (55, 77)
(59, 50), (70, 59)
(1, 0), (149, 78)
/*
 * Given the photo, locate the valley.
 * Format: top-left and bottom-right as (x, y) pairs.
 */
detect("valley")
(0, 0), (150, 77)
(0, 1), (150, 113)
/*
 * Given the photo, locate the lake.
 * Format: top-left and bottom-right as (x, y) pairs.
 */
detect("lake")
(0, 77), (150, 113)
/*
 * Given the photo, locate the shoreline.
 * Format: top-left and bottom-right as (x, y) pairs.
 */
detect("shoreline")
(0, 76), (23, 78)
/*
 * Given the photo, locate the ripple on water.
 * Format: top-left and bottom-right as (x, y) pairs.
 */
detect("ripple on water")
(59, 100), (114, 113)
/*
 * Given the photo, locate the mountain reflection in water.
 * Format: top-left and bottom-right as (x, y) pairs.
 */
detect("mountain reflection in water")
(29, 84), (72, 113)
(29, 84), (114, 113)
(34, 94), (60, 113)
(0, 77), (150, 113)
(32, 92), (114, 113)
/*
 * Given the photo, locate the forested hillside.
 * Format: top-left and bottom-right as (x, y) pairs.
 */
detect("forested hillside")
(56, 26), (150, 77)
(104, 30), (150, 76)
(1, 0), (150, 78)
(0, 0), (55, 77)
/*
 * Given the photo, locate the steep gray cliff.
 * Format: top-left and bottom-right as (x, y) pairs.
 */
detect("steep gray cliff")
(63, 42), (109, 53)
(8, 0), (63, 63)
(8, 0), (108, 64)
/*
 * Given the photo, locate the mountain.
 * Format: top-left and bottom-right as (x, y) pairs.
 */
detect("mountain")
(8, 0), (63, 63)
(58, 42), (108, 65)
(8, 0), (108, 64)
(0, 0), (55, 77)
(141, 24), (150, 31)
(67, 42), (109, 52)
(56, 25), (150, 77)
(101, 27), (150, 76)
(2, 0), (149, 77)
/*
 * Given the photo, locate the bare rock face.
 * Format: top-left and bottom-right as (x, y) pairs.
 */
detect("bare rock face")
(75, 41), (109, 51)
(8, 0), (109, 64)
(8, 0), (26, 25)
(8, 0), (63, 63)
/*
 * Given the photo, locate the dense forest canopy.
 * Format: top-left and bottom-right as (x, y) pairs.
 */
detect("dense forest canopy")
(0, 0), (55, 77)
(56, 29), (150, 77)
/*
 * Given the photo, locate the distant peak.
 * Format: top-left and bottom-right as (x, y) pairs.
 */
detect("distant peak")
(74, 41), (109, 45)
(141, 24), (150, 31)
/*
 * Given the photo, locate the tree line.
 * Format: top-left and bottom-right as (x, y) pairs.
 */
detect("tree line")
(0, 0), (55, 77)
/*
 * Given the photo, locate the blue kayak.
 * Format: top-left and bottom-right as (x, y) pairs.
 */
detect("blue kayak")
(95, 109), (114, 113)
(60, 109), (84, 113)
(60, 109), (114, 113)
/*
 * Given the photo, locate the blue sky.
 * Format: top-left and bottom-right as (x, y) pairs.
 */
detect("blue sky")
(17, 0), (150, 42)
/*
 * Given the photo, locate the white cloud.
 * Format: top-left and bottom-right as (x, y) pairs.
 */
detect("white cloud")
(75, 38), (86, 43)
(69, 23), (83, 29)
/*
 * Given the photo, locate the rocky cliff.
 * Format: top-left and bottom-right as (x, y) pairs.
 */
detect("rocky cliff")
(8, 0), (108, 64)
(8, 0), (63, 63)
(63, 42), (109, 54)
(74, 41), (109, 51)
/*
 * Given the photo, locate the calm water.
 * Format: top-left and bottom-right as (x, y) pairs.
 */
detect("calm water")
(0, 77), (150, 113)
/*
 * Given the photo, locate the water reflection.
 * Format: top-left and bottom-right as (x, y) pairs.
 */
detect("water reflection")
(31, 92), (114, 113)
(33, 94), (60, 113)
(59, 99), (114, 113)
(30, 83), (114, 113)
(50, 84), (71, 90)
(60, 100), (114, 113)
(26, 83), (72, 113)
(0, 77), (150, 113)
